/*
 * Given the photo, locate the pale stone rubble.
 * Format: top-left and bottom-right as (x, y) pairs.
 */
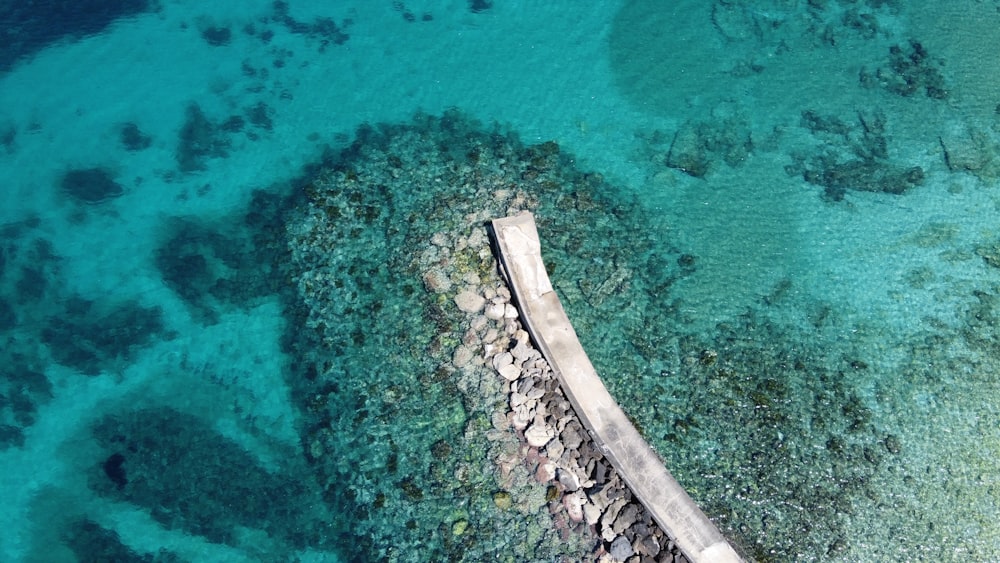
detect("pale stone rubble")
(431, 225), (689, 563)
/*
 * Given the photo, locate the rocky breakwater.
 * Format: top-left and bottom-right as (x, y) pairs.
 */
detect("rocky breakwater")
(439, 242), (688, 563)
(289, 111), (700, 561)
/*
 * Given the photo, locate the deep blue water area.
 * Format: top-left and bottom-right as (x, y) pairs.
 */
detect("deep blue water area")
(2, 1), (1000, 561)
(0, 0), (151, 71)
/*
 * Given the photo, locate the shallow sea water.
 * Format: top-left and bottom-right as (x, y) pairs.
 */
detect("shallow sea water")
(1, 1), (999, 561)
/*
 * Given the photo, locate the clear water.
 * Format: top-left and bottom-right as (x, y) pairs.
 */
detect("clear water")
(1, 1), (999, 561)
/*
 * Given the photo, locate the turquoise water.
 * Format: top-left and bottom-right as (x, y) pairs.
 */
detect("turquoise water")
(2, 1), (999, 561)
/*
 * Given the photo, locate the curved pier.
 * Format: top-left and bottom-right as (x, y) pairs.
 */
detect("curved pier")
(489, 212), (745, 563)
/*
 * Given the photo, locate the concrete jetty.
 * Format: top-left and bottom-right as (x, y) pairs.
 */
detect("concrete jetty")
(489, 212), (746, 563)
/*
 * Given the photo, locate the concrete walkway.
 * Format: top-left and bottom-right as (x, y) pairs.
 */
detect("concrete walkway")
(489, 212), (746, 563)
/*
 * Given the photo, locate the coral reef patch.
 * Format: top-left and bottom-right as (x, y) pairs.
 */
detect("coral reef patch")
(41, 298), (167, 376)
(175, 104), (233, 173)
(62, 519), (165, 563)
(860, 40), (949, 100)
(787, 110), (925, 199)
(90, 407), (328, 552)
(155, 190), (291, 322)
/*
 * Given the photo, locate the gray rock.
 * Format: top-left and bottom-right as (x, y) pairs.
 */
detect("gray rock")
(587, 483), (613, 512)
(545, 438), (565, 462)
(638, 535), (660, 557)
(422, 268), (452, 293)
(561, 425), (583, 450)
(511, 340), (532, 362)
(430, 231), (450, 247)
(609, 535), (634, 561)
(498, 364), (521, 381)
(552, 409), (572, 427)
(514, 376), (534, 395)
(462, 327), (479, 346)
(583, 501), (602, 525)
(514, 328), (529, 344)
(558, 467), (581, 491)
(666, 123), (711, 178)
(454, 289), (486, 313)
(564, 490), (585, 522)
(462, 271), (481, 285)
(512, 406), (532, 430)
(492, 352), (513, 370)
(601, 497), (629, 531)
(613, 504), (640, 534)
(491, 410), (508, 431)
(485, 302), (506, 320)
(482, 327), (499, 344)
(526, 386), (545, 400)
(452, 345), (474, 368)
(525, 422), (554, 447)
(940, 124), (991, 172)
(468, 228), (486, 247)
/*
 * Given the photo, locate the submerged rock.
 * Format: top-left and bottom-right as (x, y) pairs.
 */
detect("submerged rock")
(61, 168), (124, 203)
(493, 490), (513, 510)
(454, 289), (486, 313)
(665, 114), (753, 179)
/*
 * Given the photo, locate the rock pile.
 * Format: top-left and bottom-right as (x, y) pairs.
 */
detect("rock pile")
(438, 244), (689, 562)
